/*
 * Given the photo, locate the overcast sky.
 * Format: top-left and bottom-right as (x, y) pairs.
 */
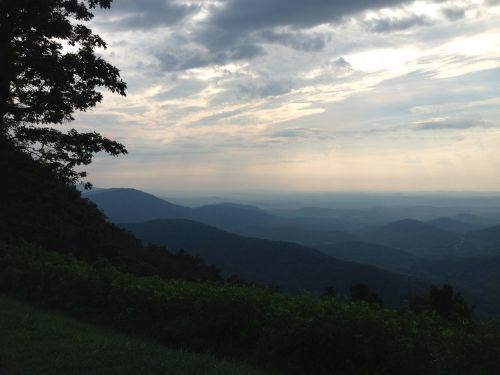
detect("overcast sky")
(74, 0), (500, 193)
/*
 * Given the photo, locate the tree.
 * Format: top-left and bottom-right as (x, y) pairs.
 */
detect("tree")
(407, 284), (475, 322)
(428, 284), (474, 322)
(0, 0), (127, 188)
(350, 283), (384, 307)
(322, 286), (337, 299)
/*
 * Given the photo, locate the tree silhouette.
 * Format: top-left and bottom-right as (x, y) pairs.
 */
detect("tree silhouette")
(350, 283), (384, 307)
(322, 286), (337, 298)
(0, 0), (127, 187)
(429, 284), (474, 322)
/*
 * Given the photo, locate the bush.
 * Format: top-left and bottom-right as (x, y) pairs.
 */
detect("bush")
(1, 242), (499, 375)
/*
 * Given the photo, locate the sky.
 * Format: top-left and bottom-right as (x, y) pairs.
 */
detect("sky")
(74, 0), (500, 193)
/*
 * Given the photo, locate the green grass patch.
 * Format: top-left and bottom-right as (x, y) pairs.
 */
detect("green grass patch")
(0, 295), (275, 375)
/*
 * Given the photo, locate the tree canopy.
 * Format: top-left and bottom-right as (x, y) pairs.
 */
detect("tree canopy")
(0, 0), (126, 187)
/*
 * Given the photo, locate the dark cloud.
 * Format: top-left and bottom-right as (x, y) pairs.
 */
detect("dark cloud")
(99, 0), (422, 72)
(257, 30), (328, 52)
(156, 45), (265, 72)
(329, 57), (353, 70)
(366, 14), (433, 33)
(441, 6), (466, 21)
(209, 0), (407, 31)
(237, 80), (294, 99)
(205, 79), (294, 108)
(96, 0), (199, 30)
(189, 0), (409, 62)
(100, 0), (497, 76)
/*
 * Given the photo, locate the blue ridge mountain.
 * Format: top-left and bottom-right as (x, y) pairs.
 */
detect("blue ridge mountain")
(122, 218), (426, 306)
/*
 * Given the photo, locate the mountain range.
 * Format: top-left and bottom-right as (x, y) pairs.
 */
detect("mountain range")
(122, 218), (425, 306)
(86, 187), (500, 313)
(86, 188), (354, 245)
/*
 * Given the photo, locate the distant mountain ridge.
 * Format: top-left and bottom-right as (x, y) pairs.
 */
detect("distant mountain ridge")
(86, 189), (500, 258)
(316, 241), (420, 273)
(467, 224), (500, 243)
(85, 188), (355, 245)
(360, 219), (462, 258)
(122, 218), (426, 306)
(427, 217), (481, 233)
(85, 188), (192, 222)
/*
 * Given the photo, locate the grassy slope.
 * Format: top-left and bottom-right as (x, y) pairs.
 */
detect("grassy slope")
(0, 295), (275, 375)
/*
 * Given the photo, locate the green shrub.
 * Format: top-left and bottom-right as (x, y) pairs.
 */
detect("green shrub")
(1, 242), (499, 375)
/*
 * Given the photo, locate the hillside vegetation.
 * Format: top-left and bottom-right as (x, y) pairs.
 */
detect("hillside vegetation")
(123, 218), (426, 305)
(1, 242), (500, 375)
(0, 139), (221, 283)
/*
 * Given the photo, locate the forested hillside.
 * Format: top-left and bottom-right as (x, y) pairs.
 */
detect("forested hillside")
(0, 140), (221, 282)
(123, 218), (426, 305)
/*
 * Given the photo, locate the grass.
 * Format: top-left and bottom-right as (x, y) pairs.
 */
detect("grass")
(0, 295), (276, 375)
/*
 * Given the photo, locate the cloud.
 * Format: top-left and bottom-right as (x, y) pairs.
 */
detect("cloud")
(95, 0), (200, 30)
(365, 14), (433, 32)
(190, 0), (410, 56)
(156, 44), (265, 72)
(414, 118), (497, 131)
(152, 79), (208, 100)
(265, 127), (334, 141)
(330, 57), (353, 70)
(257, 30), (328, 52)
(236, 80), (294, 99)
(208, 0), (408, 31)
(441, 6), (466, 21)
(76, 1), (500, 192)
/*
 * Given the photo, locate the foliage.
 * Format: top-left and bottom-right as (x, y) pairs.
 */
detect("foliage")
(0, 0), (126, 186)
(1, 242), (499, 375)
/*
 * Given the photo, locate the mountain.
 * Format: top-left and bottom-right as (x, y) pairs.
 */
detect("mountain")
(0, 142), (221, 283)
(84, 188), (192, 222)
(86, 188), (354, 246)
(427, 217), (480, 233)
(122, 219), (426, 306)
(316, 241), (420, 273)
(192, 203), (354, 244)
(453, 213), (500, 228)
(273, 207), (392, 232)
(361, 219), (461, 258)
(192, 203), (280, 233)
(467, 224), (500, 244)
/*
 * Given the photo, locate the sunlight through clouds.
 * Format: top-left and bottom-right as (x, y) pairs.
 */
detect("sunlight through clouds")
(77, 0), (500, 191)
